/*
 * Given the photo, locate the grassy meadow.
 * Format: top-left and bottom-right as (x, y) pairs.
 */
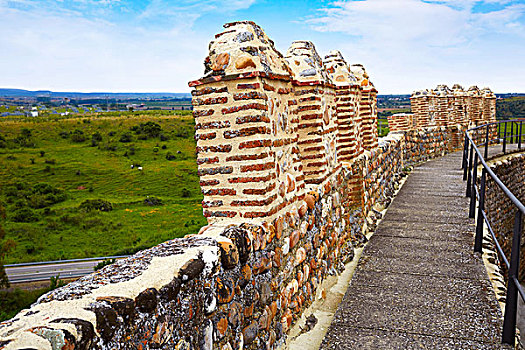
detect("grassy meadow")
(0, 111), (207, 264)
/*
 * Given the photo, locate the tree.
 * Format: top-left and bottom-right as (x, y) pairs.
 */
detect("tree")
(0, 204), (16, 288)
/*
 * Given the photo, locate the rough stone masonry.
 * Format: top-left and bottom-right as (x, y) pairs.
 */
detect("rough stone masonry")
(0, 21), (492, 350)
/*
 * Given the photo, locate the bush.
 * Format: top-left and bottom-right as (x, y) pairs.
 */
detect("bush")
(132, 121), (162, 139)
(11, 208), (39, 222)
(144, 196), (163, 206)
(94, 258), (116, 271)
(92, 132), (103, 141)
(59, 131), (70, 139)
(119, 133), (133, 143)
(79, 199), (113, 212)
(39, 150), (45, 157)
(44, 159), (56, 165)
(181, 188), (191, 198)
(165, 152), (176, 161)
(71, 129), (86, 143)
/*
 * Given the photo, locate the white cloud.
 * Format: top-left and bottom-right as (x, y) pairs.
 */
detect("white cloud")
(0, 0), (259, 92)
(308, 0), (525, 93)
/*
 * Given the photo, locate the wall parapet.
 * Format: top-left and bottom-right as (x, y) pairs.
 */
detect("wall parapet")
(0, 21), (485, 350)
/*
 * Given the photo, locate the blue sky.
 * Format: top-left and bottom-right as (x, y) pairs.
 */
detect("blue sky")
(1, 0), (524, 93)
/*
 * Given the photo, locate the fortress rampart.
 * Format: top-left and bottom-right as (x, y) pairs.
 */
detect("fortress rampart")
(388, 84), (497, 150)
(0, 22), (491, 350)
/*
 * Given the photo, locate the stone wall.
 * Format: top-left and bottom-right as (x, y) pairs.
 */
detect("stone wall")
(0, 21), (467, 350)
(483, 154), (525, 281)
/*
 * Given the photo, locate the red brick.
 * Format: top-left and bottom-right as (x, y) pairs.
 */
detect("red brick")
(192, 86), (228, 96)
(195, 132), (216, 141)
(196, 144), (232, 153)
(222, 103), (268, 114)
(263, 82), (275, 91)
(226, 153), (269, 161)
(233, 91), (267, 101)
(236, 115), (270, 124)
(200, 179), (219, 186)
(229, 174), (276, 183)
(202, 188), (236, 196)
(197, 157), (219, 165)
(237, 83), (260, 89)
(224, 126), (271, 139)
(195, 121), (231, 130)
(239, 140), (272, 149)
(243, 183), (276, 195)
(241, 161), (275, 172)
(193, 109), (214, 118)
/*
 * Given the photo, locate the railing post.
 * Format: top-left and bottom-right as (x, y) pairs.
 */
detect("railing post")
(518, 120), (523, 149)
(463, 135), (469, 181)
(502, 210), (523, 345)
(462, 133), (468, 173)
(503, 121), (507, 153)
(484, 124), (490, 159)
(466, 145), (474, 197)
(469, 152), (478, 218)
(474, 168), (486, 253)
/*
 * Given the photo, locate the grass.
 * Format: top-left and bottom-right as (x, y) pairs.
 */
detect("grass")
(0, 111), (207, 264)
(497, 121), (524, 142)
(378, 117), (390, 137)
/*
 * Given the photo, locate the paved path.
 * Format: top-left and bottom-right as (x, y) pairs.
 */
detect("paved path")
(320, 151), (511, 349)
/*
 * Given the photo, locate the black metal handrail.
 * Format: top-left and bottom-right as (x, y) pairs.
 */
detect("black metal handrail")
(462, 119), (525, 345)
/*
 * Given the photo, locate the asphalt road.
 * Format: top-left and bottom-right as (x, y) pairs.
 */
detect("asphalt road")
(5, 256), (128, 284)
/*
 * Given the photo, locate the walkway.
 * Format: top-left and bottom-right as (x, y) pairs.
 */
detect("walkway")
(320, 151), (511, 349)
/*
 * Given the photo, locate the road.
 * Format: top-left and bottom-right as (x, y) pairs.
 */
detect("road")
(5, 256), (128, 284)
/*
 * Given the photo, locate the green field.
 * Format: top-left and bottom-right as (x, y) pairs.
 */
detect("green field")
(0, 111), (207, 264)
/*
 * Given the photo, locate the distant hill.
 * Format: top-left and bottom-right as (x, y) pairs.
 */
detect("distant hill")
(0, 88), (191, 100)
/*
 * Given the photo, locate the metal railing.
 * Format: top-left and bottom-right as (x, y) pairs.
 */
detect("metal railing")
(462, 119), (525, 345)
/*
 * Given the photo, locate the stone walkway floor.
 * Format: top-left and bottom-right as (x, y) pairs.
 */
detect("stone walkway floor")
(320, 151), (513, 349)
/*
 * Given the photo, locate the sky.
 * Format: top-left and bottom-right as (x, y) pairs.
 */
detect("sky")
(0, 0), (524, 94)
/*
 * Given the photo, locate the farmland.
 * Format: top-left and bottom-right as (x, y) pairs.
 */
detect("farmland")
(0, 111), (206, 264)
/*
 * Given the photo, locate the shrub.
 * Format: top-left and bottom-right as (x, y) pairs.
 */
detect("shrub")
(161, 145), (167, 150)
(71, 129), (86, 143)
(181, 188), (191, 198)
(20, 128), (32, 138)
(159, 133), (169, 141)
(94, 258), (116, 271)
(144, 196), (163, 206)
(39, 150), (45, 157)
(59, 131), (70, 139)
(11, 208), (39, 222)
(91, 131), (102, 143)
(49, 275), (66, 289)
(132, 121), (162, 139)
(153, 147), (159, 153)
(165, 152), (176, 161)
(44, 159), (56, 165)
(119, 133), (133, 143)
(79, 199), (113, 212)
